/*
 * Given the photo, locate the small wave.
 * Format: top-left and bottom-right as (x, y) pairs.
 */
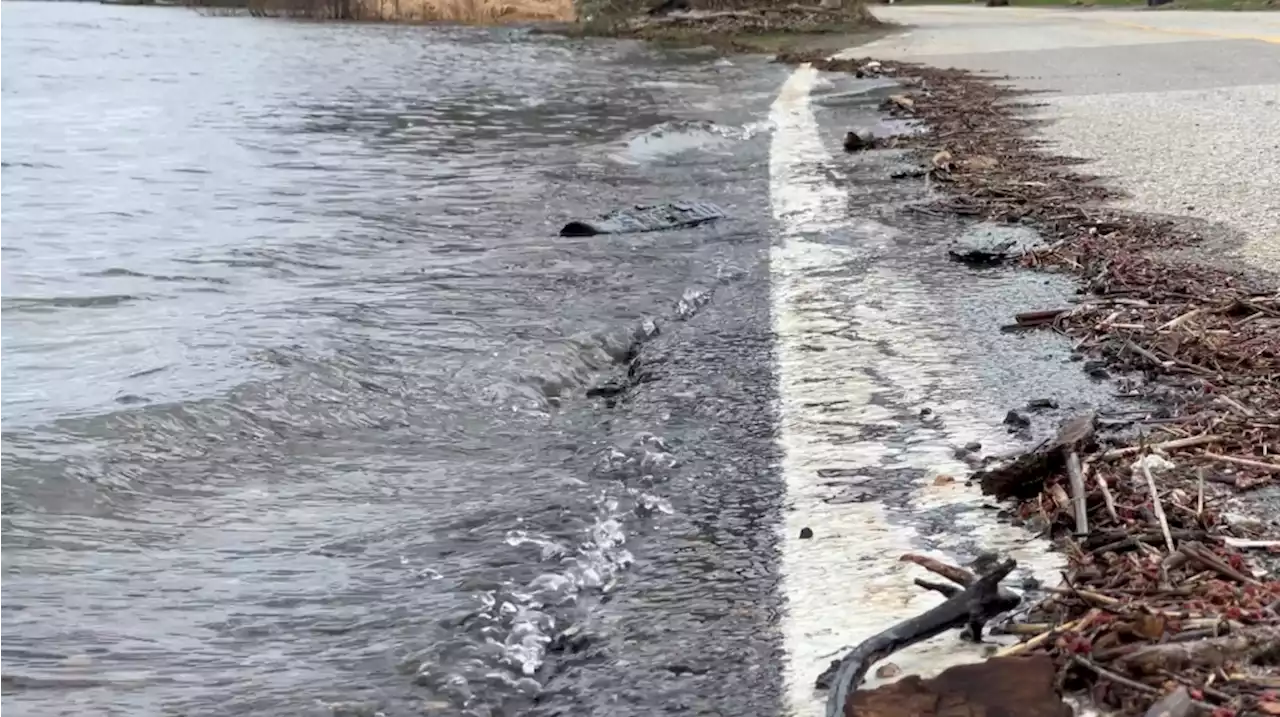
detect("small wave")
(411, 432), (678, 711)
(1, 294), (145, 313)
(464, 318), (660, 413)
(610, 119), (765, 165)
(84, 267), (231, 285)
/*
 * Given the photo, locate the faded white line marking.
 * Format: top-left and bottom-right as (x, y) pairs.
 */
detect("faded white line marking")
(768, 65), (1063, 717)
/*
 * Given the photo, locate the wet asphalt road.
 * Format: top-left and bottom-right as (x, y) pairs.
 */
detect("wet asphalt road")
(3, 6), (1119, 717)
(863, 6), (1280, 277)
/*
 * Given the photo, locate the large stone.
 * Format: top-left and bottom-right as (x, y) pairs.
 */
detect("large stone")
(845, 655), (1072, 717)
(948, 224), (1044, 265)
(559, 201), (725, 237)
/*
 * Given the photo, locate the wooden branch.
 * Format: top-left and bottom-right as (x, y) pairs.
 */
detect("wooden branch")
(914, 578), (962, 598)
(1116, 627), (1279, 676)
(1139, 460), (1175, 553)
(899, 553), (975, 586)
(977, 413), (1096, 499)
(1067, 451), (1089, 535)
(1180, 542), (1259, 586)
(1202, 453), (1280, 474)
(1101, 434), (1220, 461)
(822, 559), (1021, 717)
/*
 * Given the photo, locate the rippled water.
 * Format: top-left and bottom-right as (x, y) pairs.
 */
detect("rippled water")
(2, 5), (792, 715)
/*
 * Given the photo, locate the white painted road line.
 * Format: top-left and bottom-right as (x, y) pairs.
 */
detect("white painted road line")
(767, 64), (1063, 717)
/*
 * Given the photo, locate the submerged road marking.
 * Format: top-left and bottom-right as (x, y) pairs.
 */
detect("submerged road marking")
(767, 64), (1063, 717)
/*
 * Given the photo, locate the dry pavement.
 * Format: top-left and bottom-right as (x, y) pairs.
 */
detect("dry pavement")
(856, 6), (1280, 275)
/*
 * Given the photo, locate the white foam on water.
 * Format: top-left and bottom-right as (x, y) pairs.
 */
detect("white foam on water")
(768, 64), (1063, 717)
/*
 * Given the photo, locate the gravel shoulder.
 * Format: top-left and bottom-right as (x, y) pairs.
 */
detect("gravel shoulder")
(859, 5), (1280, 280)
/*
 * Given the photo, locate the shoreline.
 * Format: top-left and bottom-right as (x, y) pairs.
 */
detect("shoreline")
(541, 6), (897, 57)
(767, 51), (1280, 716)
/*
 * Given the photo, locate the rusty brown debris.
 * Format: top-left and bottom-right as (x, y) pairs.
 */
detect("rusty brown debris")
(774, 52), (1280, 717)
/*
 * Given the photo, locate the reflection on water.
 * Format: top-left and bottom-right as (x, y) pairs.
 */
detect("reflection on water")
(1, 3), (789, 715)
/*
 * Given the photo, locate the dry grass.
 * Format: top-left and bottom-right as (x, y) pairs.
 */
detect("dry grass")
(356, 0), (573, 21)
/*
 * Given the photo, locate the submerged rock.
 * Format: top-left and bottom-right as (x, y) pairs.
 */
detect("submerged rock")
(844, 128), (876, 152)
(1003, 409), (1031, 430)
(560, 201), (725, 237)
(948, 224), (1044, 265)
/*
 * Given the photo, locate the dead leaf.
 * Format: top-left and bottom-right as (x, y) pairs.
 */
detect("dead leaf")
(1049, 483), (1070, 510)
(1130, 613), (1167, 640)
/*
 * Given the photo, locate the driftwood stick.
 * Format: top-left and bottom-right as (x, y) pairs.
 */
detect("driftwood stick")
(1116, 627), (1279, 675)
(899, 554), (975, 586)
(822, 558), (1021, 717)
(1196, 467), (1205, 517)
(1067, 451), (1089, 535)
(1101, 434), (1219, 461)
(1072, 654), (1160, 696)
(1180, 542), (1259, 586)
(1094, 465), (1120, 524)
(914, 578), (962, 598)
(998, 615), (1087, 657)
(1202, 453), (1280, 474)
(1139, 461), (1176, 553)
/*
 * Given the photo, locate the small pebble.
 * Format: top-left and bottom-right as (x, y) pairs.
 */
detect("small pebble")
(874, 662), (901, 679)
(964, 441), (983, 452)
(933, 474), (955, 485)
(799, 527), (814, 540)
(1026, 398), (1058, 410)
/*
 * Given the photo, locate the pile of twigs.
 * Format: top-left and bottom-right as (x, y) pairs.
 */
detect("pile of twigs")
(774, 53), (1280, 716)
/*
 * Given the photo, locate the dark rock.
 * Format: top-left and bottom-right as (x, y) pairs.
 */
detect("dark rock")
(1083, 360), (1111, 379)
(646, 0), (688, 14)
(586, 382), (626, 398)
(977, 413), (1096, 499)
(948, 224), (1044, 265)
(1026, 398), (1058, 411)
(889, 164), (928, 180)
(986, 0), (1010, 6)
(843, 129), (876, 152)
(799, 527), (814, 539)
(965, 441), (983, 452)
(1003, 410), (1031, 429)
(560, 201), (725, 237)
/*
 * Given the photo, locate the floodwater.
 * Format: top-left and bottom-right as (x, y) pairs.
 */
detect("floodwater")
(1, 5), (796, 715)
(1, 5), (1122, 717)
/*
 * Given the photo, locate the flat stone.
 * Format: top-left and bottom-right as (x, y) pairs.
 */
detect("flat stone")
(559, 201), (725, 237)
(948, 224), (1044, 265)
(844, 655), (1072, 717)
